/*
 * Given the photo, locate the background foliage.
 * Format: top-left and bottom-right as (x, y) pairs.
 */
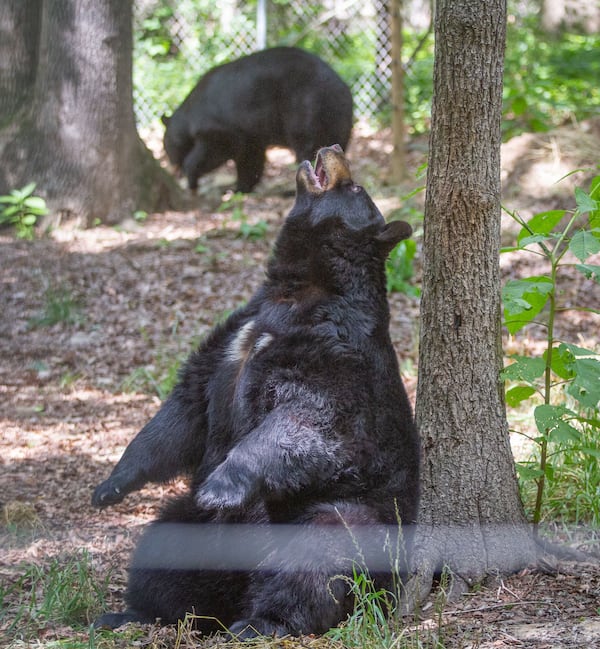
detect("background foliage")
(133, 0), (600, 137)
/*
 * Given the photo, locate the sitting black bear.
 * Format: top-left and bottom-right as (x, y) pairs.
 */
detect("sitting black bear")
(92, 145), (419, 637)
(162, 47), (353, 193)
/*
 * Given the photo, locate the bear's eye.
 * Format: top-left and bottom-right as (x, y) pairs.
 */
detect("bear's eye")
(341, 181), (362, 194)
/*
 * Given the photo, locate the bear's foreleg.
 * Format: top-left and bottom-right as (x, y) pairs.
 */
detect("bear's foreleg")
(195, 402), (346, 510)
(92, 393), (207, 506)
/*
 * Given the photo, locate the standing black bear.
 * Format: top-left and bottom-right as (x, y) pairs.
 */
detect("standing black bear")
(92, 146), (419, 637)
(162, 47), (353, 193)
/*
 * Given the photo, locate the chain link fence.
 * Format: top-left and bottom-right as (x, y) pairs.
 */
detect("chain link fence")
(133, 0), (432, 128)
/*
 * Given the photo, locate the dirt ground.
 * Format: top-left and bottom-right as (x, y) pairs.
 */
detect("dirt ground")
(1, 124), (599, 647)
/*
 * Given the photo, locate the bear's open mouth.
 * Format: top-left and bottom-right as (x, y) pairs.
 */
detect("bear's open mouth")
(310, 144), (348, 191)
(314, 154), (328, 190)
(297, 145), (351, 196)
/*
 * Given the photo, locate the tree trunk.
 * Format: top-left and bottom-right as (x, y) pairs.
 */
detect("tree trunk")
(409, 0), (538, 602)
(0, 0), (182, 225)
(0, 1), (42, 123)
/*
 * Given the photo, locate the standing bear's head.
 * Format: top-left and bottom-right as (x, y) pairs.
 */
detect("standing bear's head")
(268, 145), (412, 294)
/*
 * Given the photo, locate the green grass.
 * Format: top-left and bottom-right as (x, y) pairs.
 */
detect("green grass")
(28, 286), (84, 328)
(326, 567), (450, 649)
(120, 320), (201, 399)
(121, 353), (183, 400)
(0, 551), (109, 642)
(0, 549), (454, 648)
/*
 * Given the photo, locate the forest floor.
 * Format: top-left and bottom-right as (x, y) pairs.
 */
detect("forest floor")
(1, 120), (599, 648)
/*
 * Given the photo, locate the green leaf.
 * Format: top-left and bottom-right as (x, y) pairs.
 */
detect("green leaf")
(12, 182), (37, 201)
(534, 404), (562, 433)
(515, 463), (544, 481)
(517, 210), (565, 244)
(534, 404), (580, 443)
(21, 214), (37, 225)
(505, 385), (536, 407)
(589, 176), (600, 229)
(569, 230), (600, 262)
(567, 357), (600, 408)
(0, 205), (20, 217)
(550, 421), (581, 444)
(502, 276), (553, 334)
(559, 342), (598, 357)
(576, 264), (600, 284)
(511, 96), (528, 117)
(581, 447), (600, 459)
(590, 176), (600, 200)
(23, 196), (48, 212)
(544, 346), (575, 380)
(553, 343), (600, 408)
(0, 194), (20, 205)
(502, 356), (546, 383)
(516, 234), (553, 248)
(544, 463), (556, 481)
(574, 186), (598, 215)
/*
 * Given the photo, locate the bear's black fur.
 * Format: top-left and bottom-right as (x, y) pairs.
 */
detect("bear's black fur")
(92, 146), (419, 637)
(162, 47), (353, 193)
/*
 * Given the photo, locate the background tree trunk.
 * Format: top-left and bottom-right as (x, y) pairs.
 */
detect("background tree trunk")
(0, 1), (42, 123)
(409, 0), (538, 602)
(0, 0), (182, 225)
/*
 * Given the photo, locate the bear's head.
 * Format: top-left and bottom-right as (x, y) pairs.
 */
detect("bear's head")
(268, 145), (412, 294)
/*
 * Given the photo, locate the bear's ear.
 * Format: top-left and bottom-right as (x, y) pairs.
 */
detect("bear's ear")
(375, 220), (412, 255)
(161, 114), (171, 126)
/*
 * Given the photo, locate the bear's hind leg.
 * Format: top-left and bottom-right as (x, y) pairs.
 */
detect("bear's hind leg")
(230, 502), (388, 638)
(95, 497), (252, 633)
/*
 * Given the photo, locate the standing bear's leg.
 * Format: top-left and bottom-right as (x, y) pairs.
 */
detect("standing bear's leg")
(235, 142), (266, 193)
(229, 502), (391, 639)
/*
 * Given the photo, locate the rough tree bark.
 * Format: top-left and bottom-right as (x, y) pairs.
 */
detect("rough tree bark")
(408, 0), (539, 603)
(0, 0), (182, 225)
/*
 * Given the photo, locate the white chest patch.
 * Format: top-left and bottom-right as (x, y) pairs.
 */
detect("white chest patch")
(225, 320), (273, 363)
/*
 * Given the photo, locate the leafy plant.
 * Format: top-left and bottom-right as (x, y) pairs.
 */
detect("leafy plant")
(219, 192), (269, 240)
(386, 238), (419, 296)
(503, 12), (600, 138)
(0, 182), (48, 239)
(523, 416), (600, 528)
(501, 171), (600, 529)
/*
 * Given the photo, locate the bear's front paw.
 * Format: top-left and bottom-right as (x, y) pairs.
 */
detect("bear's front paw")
(92, 467), (146, 507)
(195, 463), (255, 510)
(92, 479), (127, 507)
